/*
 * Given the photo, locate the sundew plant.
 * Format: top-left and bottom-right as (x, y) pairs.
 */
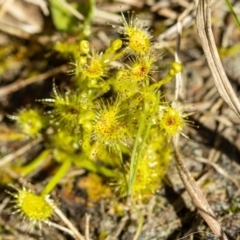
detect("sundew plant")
(8, 12), (187, 227)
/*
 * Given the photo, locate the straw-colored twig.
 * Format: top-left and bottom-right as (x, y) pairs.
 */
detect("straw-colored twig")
(195, 156), (240, 189)
(0, 64), (68, 98)
(85, 214), (90, 240)
(174, 3), (195, 100)
(196, 0), (240, 118)
(56, 0), (84, 20)
(52, 203), (85, 240)
(0, 137), (42, 167)
(173, 141), (228, 240)
(47, 221), (76, 238)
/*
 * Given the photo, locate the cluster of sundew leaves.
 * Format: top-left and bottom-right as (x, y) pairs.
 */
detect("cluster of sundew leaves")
(10, 12), (188, 220)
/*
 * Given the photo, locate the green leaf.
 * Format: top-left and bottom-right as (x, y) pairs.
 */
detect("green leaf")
(49, 0), (78, 32)
(225, 0), (240, 31)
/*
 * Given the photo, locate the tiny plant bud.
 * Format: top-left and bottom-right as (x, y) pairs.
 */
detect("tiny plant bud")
(85, 55), (104, 79)
(78, 56), (87, 66)
(169, 62), (183, 76)
(110, 38), (122, 51)
(79, 40), (90, 54)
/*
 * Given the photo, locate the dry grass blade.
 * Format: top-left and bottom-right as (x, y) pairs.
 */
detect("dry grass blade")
(52, 203), (85, 240)
(57, 0), (84, 21)
(0, 64), (68, 98)
(0, 137), (42, 167)
(196, 0), (240, 118)
(173, 142), (228, 240)
(195, 156), (240, 189)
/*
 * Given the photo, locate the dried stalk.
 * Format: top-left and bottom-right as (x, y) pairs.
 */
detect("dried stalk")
(0, 64), (68, 98)
(173, 142), (228, 240)
(0, 137), (42, 167)
(52, 204), (85, 240)
(196, 0), (240, 118)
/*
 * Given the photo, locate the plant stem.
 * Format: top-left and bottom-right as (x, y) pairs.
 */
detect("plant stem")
(41, 158), (71, 196)
(128, 92), (160, 198)
(20, 149), (51, 176)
